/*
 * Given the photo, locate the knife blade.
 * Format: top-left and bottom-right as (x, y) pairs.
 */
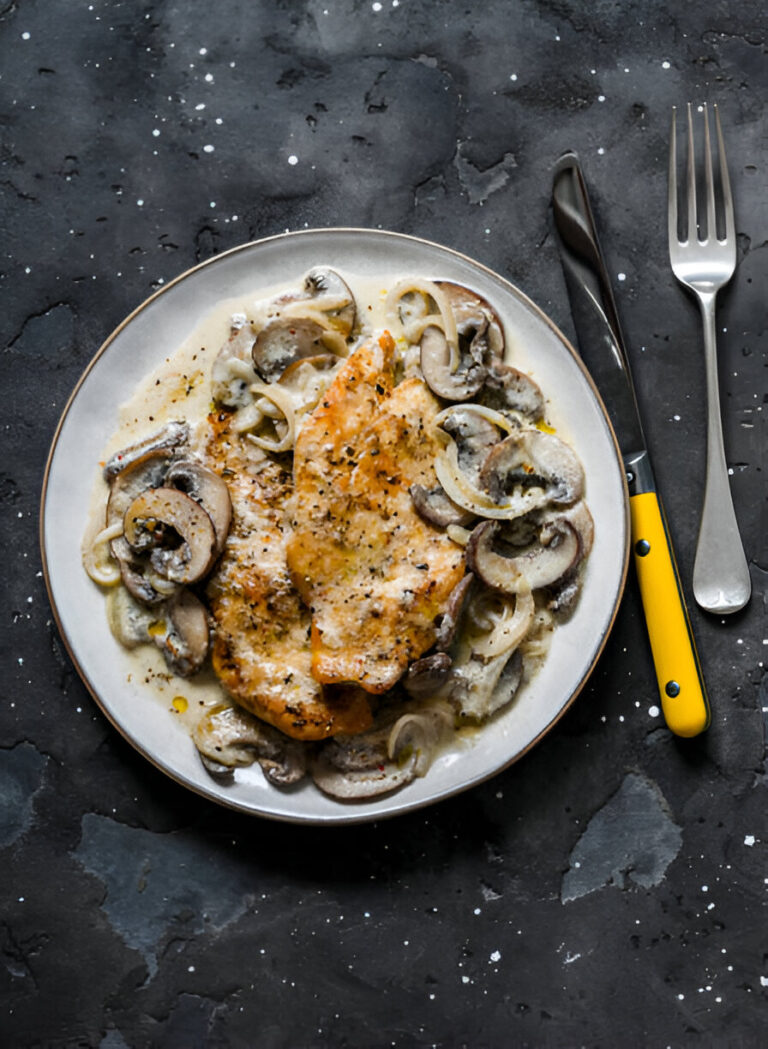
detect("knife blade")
(552, 151), (710, 738)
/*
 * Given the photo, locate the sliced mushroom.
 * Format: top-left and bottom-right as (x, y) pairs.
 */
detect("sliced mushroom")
(193, 704), (306, 785)
(479, 428), (584, 511)
(123, 487), (217, 584)
(105, 449), (181, 605)
(311, 721), (414, 799)
(466, 517), (581, 594)
(153, 589), (211, 676)
(409, 483), (475, 528)
(449, 646), (524, 721)
(544, 501), (594, 616)
(302, 267), (356, 335)
(310, 700), (452, 800)
(252, 317), (330, 382)
(105, 584), (158, 647)
(117, 555), (180, 607)
(420, 324), (487, 401)
(405, 652), (453, 699)
(479, 360), (544, 423)
(404, 571), (531, 721)
(103, 421), (189, 482)
(105, 586), (209, 677)
(106, 449), (175, 529)
(165, 460), (232, 553)
(441, 408), (501, 486)
(434, 572), (474, 650)
(437, 281), (505, 360)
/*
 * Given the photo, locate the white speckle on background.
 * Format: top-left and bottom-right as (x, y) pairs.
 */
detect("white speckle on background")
(489, 950), (501, 963)
(372, 1), (382, 9)
(203, 144), (215, 153)
(288, 154), (299, 165)
(662, 60), (671, 69)
(22, 31), (31, 40)
(204, 73), (214, 83)
(195, 103), (206, 110)
(744, 835), (756, 846)
(152, 128), (160, 137)
(617, 272), (626, 281)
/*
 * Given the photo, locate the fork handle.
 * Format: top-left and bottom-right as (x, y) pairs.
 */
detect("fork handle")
(692, 291), (751, 614)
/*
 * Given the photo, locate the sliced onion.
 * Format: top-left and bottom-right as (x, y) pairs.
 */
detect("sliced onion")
(433, 402), (519, 439)
(446, 524), (472, 546)
(231, 401), (265, 434)
(469, 589), (535, 659)
(387, 702), (454, 776)
(435, 442), (549, 520)
(246, 381), (297, 452)
(82, 521), (123, 586)
(270, 295), (352, 323)
(384, 278), (459, 367)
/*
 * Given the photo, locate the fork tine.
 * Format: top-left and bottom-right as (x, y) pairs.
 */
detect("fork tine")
(668, 106), (678, 246)
(685, 102), (697, 242)
(702, 103), (717, 242)
(714, 103), (735, 243)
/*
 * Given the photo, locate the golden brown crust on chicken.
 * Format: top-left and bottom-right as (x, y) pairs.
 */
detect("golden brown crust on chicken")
(286, 333), (466, 694)
(203, 411), (373, 740)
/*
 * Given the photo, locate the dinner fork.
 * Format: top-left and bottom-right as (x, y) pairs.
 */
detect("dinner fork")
(668, 102), (751, 614)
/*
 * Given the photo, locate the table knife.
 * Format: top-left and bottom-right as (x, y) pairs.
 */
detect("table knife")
(552, 151), (710, 737)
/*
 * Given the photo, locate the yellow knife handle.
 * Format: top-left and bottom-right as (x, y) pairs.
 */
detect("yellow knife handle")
(629, 491), (710, 737)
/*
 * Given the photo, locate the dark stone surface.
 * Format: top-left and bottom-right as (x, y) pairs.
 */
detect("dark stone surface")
(2, 1), (767, 1046)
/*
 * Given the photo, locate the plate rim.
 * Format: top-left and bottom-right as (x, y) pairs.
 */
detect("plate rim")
(39, 226), (630, 825)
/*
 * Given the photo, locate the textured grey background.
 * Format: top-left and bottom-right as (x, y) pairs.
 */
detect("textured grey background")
(2, 1), (767, 1046)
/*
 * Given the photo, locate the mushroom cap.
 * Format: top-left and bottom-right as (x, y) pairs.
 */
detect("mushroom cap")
(480, 360), (544, 423)
(450, 646), (525, 722)
(103, 421), (189, 482)
(466, 517), (581, 594)
(302, 267), (356, 336)
(440, 407), (502, 487)
(436, 281), (505, 360)
(122, 486), (218, 584)
(156, 589), (211, 676)
(420, 324), (487, 401)
(479, 428), (584, 510)
(193, 704), (306, 784)
(106, 449), (175, 530)
(252, 317), (329, 382)
(409, 483), (476, 529)
(105, 585), (157, 647)
(434, 572), (475, 650)
(404, 652), (453, 699)
(164, 459), (232, 553)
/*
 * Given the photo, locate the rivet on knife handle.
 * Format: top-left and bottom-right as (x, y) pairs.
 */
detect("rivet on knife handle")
(552, 151), (710, 737)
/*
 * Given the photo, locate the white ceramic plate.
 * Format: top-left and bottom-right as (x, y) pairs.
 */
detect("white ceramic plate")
(41, 228), (628, 825)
